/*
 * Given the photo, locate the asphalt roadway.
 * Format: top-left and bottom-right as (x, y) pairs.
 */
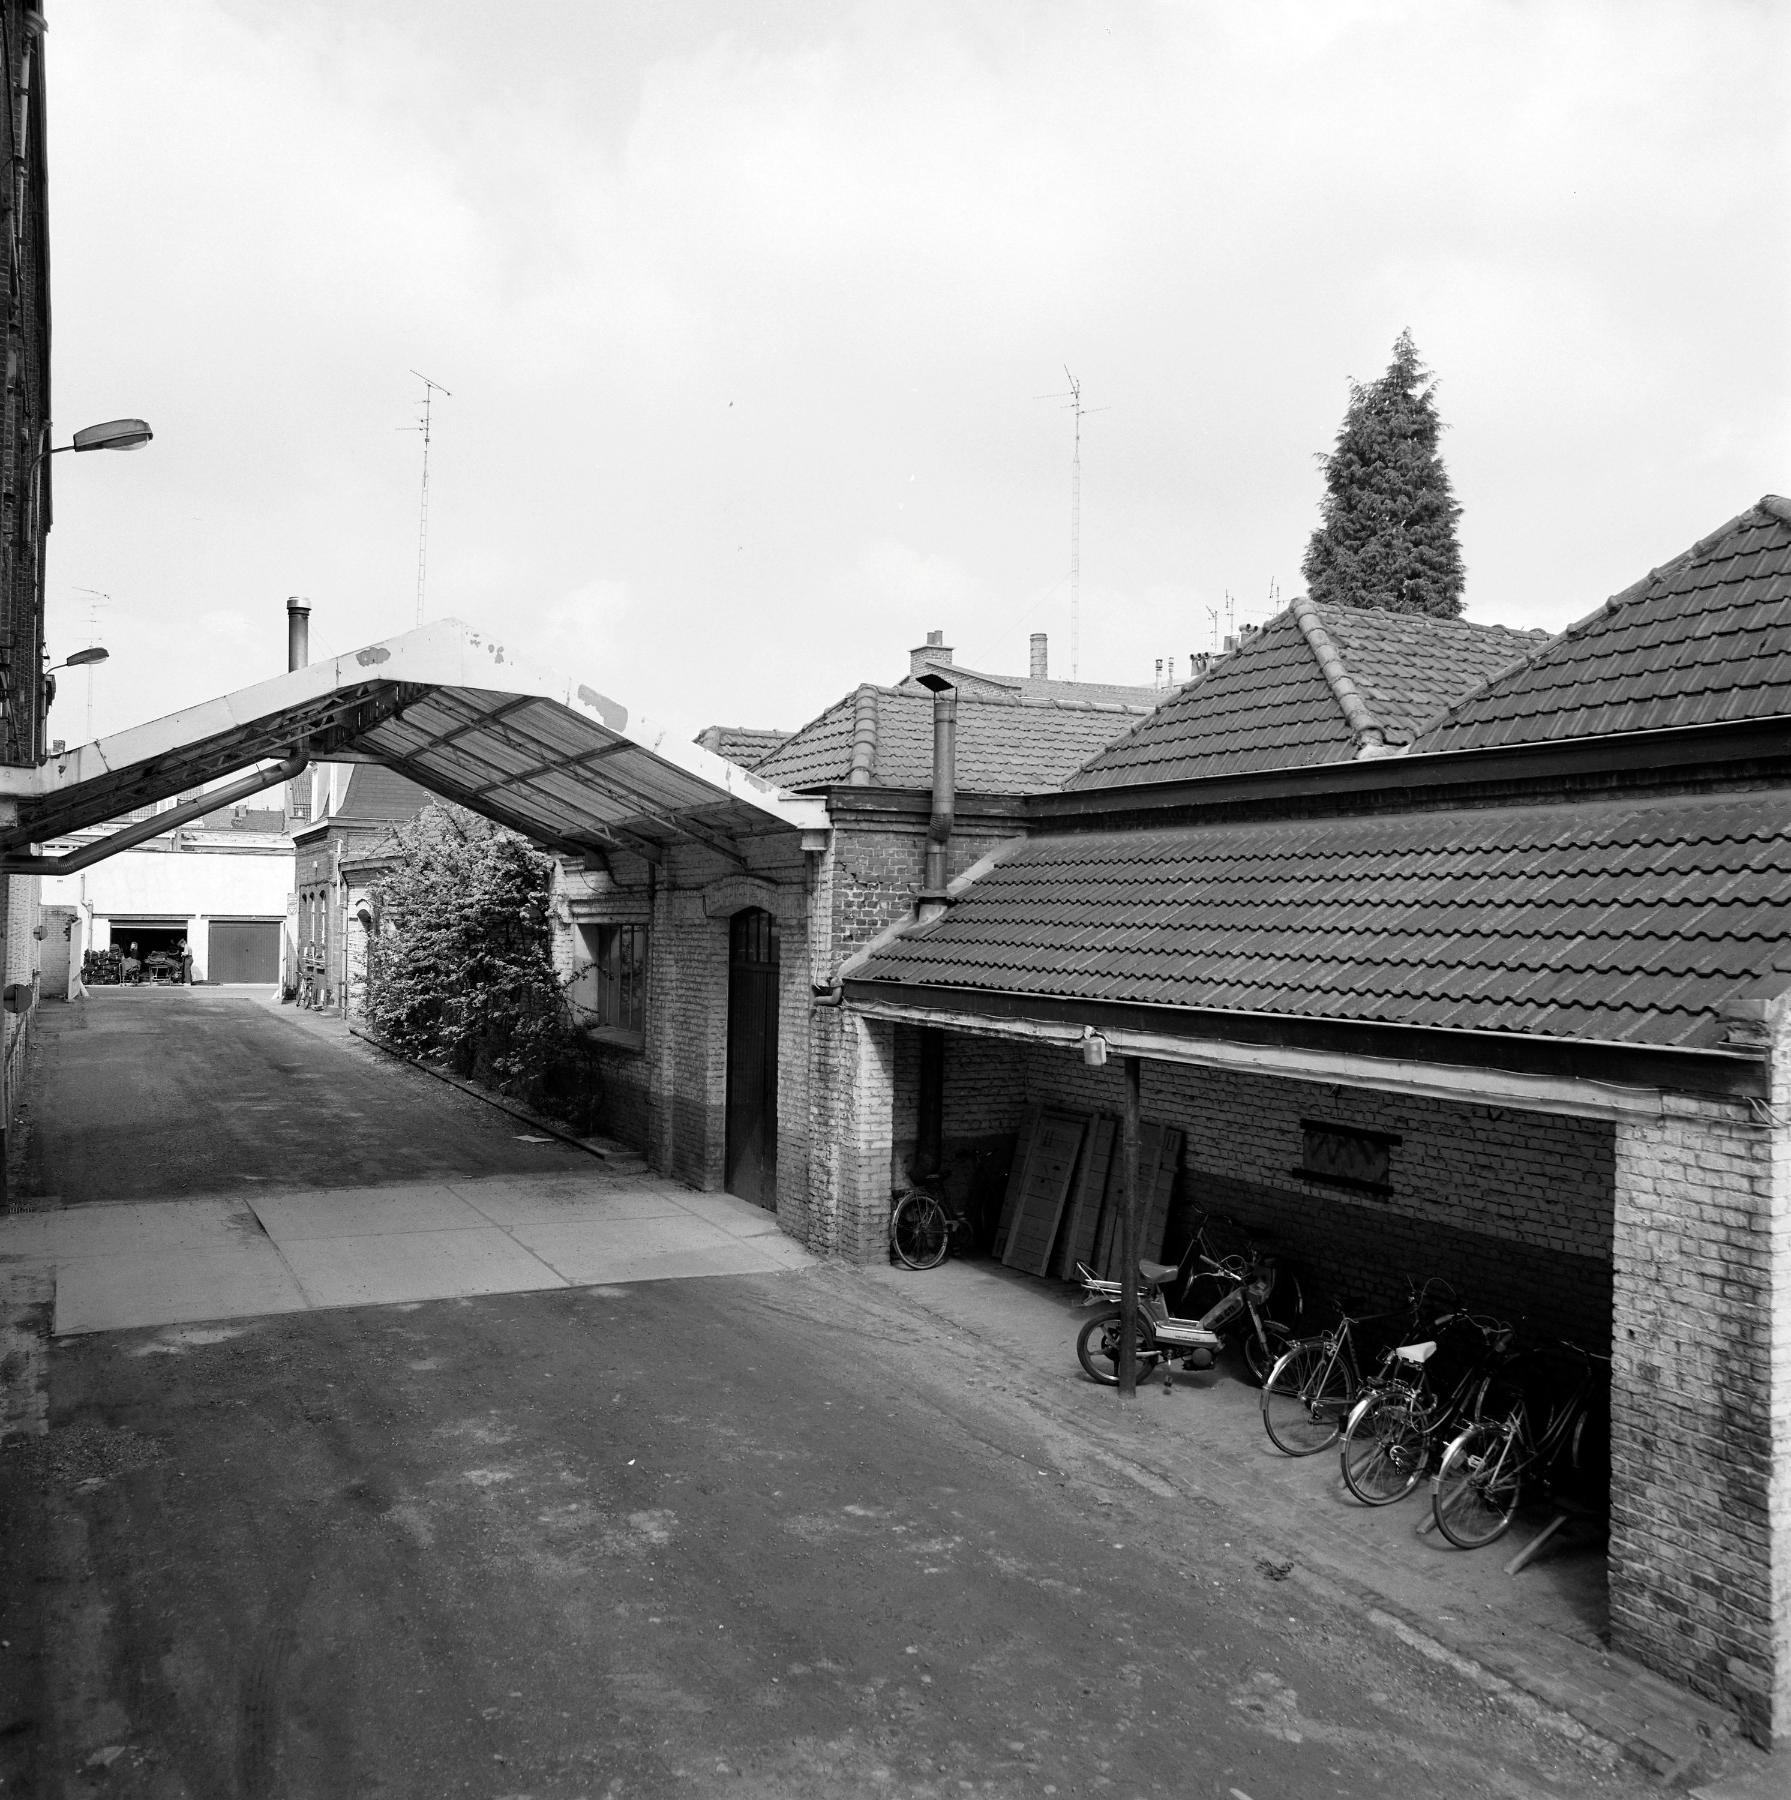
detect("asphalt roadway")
(0, 992), (1675, 1798)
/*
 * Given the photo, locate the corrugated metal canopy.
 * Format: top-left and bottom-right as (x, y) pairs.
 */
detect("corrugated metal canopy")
(0, 620), (827, 864)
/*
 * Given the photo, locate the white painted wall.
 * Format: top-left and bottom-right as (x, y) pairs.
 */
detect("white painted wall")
(43, 847), (290, 984)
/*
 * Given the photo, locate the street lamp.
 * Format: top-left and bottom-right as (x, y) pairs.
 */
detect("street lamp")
(42, 644), (109, 720)
(66, 419), (153, 454)
(23, 420), (151, 762)
(46, 646), (109, 673)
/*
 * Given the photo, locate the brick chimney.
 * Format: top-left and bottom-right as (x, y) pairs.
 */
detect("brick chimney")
(909, 628), (954, 679)
(1029, 633), (1048, 679)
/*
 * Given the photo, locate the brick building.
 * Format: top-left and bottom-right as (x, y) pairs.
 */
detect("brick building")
(548, 633), (1162, 1212)
(0, 2), (52, 1183)
(288, 762), (435, 1008)
(832, 498), (1791, 1745)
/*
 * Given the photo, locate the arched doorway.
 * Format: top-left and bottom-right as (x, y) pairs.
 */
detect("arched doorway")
(725, 907), (780, 1208)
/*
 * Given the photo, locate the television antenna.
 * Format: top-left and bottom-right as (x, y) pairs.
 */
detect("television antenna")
(1037, 367), (1107, 677)
(403, 371), (452, 626)
(72, 586), (109, 738)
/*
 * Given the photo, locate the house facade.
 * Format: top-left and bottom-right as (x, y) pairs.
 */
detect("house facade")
(549, 633), (1157, 1215)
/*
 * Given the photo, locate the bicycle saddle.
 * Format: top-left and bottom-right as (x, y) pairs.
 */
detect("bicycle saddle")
(1139, 1259), (1179, 1286)
(1395, 1341), (1438, 1364)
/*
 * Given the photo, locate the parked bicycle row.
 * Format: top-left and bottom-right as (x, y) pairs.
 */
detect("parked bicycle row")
(1070, 1211), (1610, 1552)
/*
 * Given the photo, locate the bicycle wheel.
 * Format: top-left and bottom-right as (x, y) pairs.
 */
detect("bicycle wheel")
(1262, 1342), (1356, 1456)
(1340, 1392), (1430, 1504)
(1432, 1421), (1522, 1547)
(889, 1190), (951, 1270)
(1076, 1308), (1160, 1386)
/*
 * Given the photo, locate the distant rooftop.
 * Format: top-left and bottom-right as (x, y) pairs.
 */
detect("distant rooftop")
(754, 683), (1156, 795)
(693, 724), (792, 771)
(893, 629), (1161, 709)
(1068, 600), (1549, 790)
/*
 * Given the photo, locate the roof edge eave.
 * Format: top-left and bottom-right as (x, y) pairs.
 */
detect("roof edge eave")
(838, 978), (1766, 1103)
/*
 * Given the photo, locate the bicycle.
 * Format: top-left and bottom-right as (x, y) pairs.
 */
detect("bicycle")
(1430, 1340), (1609, 1548)
(888, 1183), (973, 1271)
(1337, 1310), (1515, 1505)
(1260, 1279), (1456, 1457)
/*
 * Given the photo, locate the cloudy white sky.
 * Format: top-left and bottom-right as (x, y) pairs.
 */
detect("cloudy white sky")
(42, 0), (1790, 746)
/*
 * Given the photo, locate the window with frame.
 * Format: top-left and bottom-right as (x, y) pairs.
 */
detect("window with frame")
(1293, 1118), (1400, 1196)
(585, 923), (647, 1043)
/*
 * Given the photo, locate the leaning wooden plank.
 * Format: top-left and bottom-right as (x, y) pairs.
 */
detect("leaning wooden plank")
(1096, 1120), (1166, 1277)
(1140, 1126), (1183, 1263)
(992, 1103), (1045, 1259)
(1055, 1114), (1116, 1279)
(1003, 1110), (1088, 1276)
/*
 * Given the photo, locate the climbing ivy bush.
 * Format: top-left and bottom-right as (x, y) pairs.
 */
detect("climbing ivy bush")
(365, 803), (602, 1129)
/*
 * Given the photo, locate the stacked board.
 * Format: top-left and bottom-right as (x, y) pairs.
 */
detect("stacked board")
(993, 1106), (1182, 1280)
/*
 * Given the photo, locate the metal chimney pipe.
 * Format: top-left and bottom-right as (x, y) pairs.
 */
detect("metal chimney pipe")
(286, 596), (311, 671)
(1029, 632), (1048, 679)
(916, 673), (956, 923)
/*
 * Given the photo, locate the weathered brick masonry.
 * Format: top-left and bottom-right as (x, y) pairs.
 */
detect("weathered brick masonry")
(806, 793), (1026, 1257)
(1609, 1057), (1790, 1744)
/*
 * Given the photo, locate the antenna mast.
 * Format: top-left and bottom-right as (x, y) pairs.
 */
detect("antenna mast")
(408, 371), (452, 626)
(74, 586), (108, 739)
(1065, 367), (1085, 677)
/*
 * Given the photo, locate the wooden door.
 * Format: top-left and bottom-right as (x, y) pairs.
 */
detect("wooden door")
(725, 908), (780, 1208)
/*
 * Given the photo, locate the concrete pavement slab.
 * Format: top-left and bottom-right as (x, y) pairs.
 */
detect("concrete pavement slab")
(508, 1214), (788, 1283)
(248, 1183), (489, 1240)
(54, 1242), (309, 1335)
(276, 1227), (568, 1309)
(447, 1178), (687, 1228)
(0, 1197), (259, 1261)
(671, 1193), (787, 1236)
(546, 1239), (802, 1285)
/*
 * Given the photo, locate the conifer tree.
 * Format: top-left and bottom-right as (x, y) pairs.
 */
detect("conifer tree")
(1302, 329), (1464, 617)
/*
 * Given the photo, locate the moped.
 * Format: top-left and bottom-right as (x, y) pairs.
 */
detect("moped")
(1075, 1216), (1292, 1387)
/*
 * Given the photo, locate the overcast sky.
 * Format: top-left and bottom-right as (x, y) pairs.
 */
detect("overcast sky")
(42, 0), (1789, 748)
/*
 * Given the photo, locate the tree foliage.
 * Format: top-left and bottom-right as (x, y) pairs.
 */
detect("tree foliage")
(365, 803), (602, 1129)
(1302, 329), (1465, 618)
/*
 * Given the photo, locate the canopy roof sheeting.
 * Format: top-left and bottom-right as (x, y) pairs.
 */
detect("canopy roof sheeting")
(0, 620), (826, 866)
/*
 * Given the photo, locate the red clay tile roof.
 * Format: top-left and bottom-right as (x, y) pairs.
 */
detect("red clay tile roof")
(1414, 496), (1791, 753)
(1067, 603), (1545, 790)
(848, 790), (1791, 1050)
(754, 685), (1156, 795)
(693, 724), (792, 769)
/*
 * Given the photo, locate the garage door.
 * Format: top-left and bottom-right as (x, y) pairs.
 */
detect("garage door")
(208, 922), (281, 984)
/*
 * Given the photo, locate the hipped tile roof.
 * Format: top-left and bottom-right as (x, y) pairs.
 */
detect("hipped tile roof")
(1069, 602), (1546, 789)
(1414, 496), (1791, 752)
(850, 792), (1791, 1050)
(753, 685), (1155, 795)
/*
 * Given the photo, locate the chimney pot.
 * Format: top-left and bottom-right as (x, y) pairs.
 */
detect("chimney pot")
(1029, 632), (1048, 679)
(286, 596), (311, 672)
